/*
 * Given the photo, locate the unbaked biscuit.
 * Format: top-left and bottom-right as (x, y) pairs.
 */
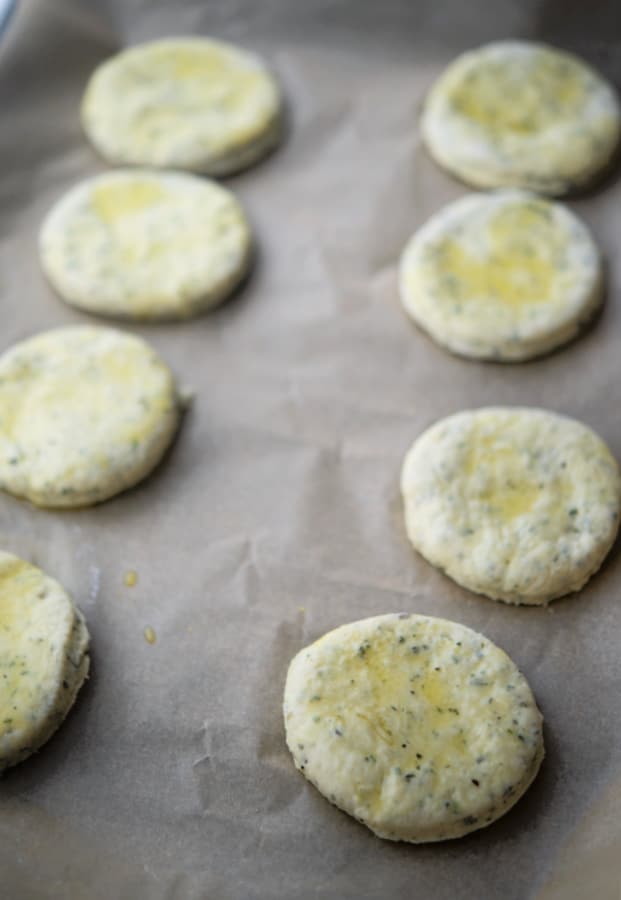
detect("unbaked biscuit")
(284, 613), (544, 842)
(0, 551), (90, 772)
(0, 326), (182, 508)
(81, 37), (283, 176)
(399, 191), (602, 361)
(421, 41), (621, 195)
(401, 408), (621, 605)
(40, 170), (252, 321)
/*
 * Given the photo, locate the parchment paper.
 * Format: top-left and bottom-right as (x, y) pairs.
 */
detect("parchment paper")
(1, 1), (621, 897)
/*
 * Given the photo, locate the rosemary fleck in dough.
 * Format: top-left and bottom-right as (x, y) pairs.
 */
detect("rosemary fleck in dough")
(399, 191), (602, 361)
(284, 613), (544, 843)
(401, 408), (621, 605)
(0, 552), (90, 772)
(81, 37), (283, 175)
(0, 326), (182, 508)
(39, 170), (252, 321)
(422, 41), (621, 194)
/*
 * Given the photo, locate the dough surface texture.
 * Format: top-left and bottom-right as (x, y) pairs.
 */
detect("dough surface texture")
(284, 613), (544, 842)
(401, 408), (621, 604)
(81, 37), (283, 175)
(0, 552), (90, 772)
(0, 326), (181, 507)
(399, 191), (602, 361)
(421, 41), (621, 194)
(40, 170), (252, 320)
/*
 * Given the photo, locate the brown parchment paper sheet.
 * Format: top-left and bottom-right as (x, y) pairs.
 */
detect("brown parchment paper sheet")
(1, 1), (621, 897)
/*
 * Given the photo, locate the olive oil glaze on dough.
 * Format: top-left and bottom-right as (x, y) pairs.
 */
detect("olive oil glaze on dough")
(284, 614), (544, 842)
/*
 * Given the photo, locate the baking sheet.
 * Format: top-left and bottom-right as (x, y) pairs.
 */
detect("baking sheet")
(1, 1), (621, 897)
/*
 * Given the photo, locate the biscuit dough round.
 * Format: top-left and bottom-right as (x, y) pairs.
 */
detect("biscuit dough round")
(399, 191), (602, 361)
(0, 552), (90, 772)
(401, 408), (621, 605)
(39, 170), (253, 321)
(0, 326), (182, 508)
(284, 613), (544, 843)
(81, 37), (283, 175)
(421, 41), (621, 194)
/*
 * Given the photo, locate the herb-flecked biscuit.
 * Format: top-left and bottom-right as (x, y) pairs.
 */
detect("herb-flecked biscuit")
(421, 41), (621, 195)
(81, 37), (283, 176)
(284, 613), (544, 843)
(0, 326), (182, 508)
(399, 191), (602, 361)
(39, 170), (252, 321)
(401, 408), (621, 605)
(0, 552), (90, 772)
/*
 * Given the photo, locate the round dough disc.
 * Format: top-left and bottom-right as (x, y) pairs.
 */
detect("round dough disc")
(421, 41), (621, 194)
(401, 408), (621, 605)
(40, 170), (252, 321)
(284, 613), (544, 843)
(0, 326), (182, 508)
(0, 551), (90, 772)
(81, 37), (283, 175)
(399, 191), (602, 361)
